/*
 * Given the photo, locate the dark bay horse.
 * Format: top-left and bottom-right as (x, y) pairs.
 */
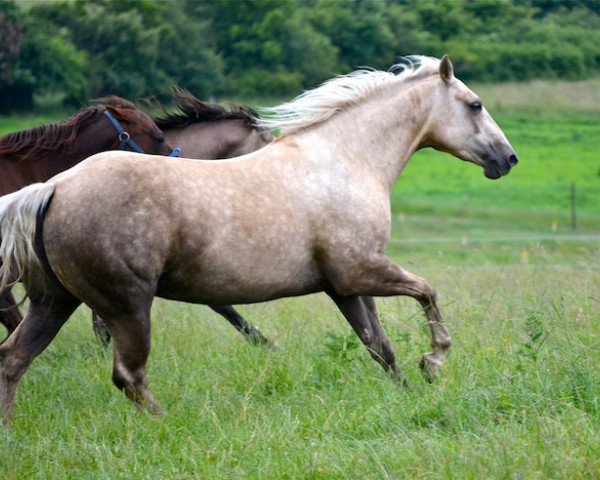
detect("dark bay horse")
(90, 91), (276, 348)
(0, 98), (173, 337)
(0, 56), (518, 421)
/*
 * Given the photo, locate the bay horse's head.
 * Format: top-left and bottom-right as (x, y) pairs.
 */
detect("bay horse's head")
(0, 99), (173, 167)
(423, 55), (518, 179)
(96, 97), (173, 156)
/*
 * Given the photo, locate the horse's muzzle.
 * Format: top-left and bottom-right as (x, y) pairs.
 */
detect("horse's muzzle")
(484, 153), (518, 179)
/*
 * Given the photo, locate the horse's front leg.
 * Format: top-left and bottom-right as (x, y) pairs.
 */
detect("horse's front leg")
(328, 255), (451, 382)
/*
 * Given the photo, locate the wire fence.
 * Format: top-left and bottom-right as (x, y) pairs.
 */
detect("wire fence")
(389, 233), (600, 246)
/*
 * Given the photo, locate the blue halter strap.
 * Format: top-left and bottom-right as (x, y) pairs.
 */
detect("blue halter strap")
(103, 110), (147, 153)
(169, 147), (182, 157)
(103, 110), (182, 157)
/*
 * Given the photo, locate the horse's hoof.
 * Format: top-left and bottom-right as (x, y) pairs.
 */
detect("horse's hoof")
(246, 332), (278, 351)
(419, 353), (444, 383)
(390, 369), (408, 388)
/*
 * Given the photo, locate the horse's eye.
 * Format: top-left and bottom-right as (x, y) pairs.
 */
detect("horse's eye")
(469, 101), (482, 112)
(154, 135), (165, 144)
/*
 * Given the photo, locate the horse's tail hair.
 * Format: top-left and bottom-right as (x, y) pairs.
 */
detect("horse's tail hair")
(0, 182), (55, 290)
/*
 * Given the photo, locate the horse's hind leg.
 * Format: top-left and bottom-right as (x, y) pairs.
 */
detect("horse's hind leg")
(91, 312), (111, 348)
(327, 292), (406, 386)
(101, 304), (160, 413)
(0, 292), (80, 423)
(209, 305), (276, 349)
(0, 287), (23, 339)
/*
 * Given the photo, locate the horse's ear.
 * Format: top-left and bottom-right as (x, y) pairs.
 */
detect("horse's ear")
(439, 54), (454, 83)
(104, 105), (127, 121)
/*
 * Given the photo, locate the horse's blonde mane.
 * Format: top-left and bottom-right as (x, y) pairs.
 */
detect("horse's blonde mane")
(258, 55), (441, 136)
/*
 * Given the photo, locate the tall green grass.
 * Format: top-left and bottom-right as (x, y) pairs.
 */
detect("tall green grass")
(1, 265), (598, 478)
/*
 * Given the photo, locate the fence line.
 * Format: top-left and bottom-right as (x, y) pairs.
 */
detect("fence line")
(389, 234), (600, 245)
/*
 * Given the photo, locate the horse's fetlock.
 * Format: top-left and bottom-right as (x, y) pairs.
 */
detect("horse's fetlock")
(436, 336), (451, 351)
(112, 367), (129, 391)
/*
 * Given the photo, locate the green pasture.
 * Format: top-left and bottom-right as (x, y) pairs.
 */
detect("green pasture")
(1, 267), (598, 478)
(0, 88), (599, 478)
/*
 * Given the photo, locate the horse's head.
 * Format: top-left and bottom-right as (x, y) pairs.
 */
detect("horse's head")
(98, 97), (173, 156)
(423, 55), (518, 179)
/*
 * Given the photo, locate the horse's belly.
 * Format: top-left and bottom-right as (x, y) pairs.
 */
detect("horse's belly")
(156, 249), (323, 304)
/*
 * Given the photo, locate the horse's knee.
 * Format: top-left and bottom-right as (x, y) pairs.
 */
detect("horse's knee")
(0, 352), (27, 385)
(112, 368), (128, 392)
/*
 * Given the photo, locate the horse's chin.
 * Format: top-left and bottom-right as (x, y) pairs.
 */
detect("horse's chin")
(482, 149), (518, 180)
(483, 159), (512, 180)
(483, 166), (503, 180)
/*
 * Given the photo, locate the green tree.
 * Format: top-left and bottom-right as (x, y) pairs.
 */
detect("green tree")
(156, 1), (225, 98)
(0, 0), (29, 110)
(200, 0), (338, 96)
(29, 0), (168, 99)
(0, 0), (21, 84)
(0, 0), (89, 110)
(3, 0), (600, 111)
(19, 21), (89, 107)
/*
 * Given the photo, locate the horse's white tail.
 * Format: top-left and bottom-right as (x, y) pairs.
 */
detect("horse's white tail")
(0, 182), (56, 290)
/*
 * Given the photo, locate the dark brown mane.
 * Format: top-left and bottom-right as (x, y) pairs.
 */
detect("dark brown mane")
(151, 87), (262, 130)
(0, 106), (103, 162)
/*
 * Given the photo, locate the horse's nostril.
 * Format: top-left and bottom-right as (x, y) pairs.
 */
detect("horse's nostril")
(509, 154), (518, 166)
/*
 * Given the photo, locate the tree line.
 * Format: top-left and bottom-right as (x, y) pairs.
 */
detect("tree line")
(1, 0), (599, 111)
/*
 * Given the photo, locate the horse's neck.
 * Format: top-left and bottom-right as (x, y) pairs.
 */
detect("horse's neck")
(165, 121), (270, 159)
(0, 153), (74, 193)
(0, 122), (115, 187)
(296, 80), (436, 193)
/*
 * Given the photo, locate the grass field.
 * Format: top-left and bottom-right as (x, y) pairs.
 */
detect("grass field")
(0, 82), (599, 478)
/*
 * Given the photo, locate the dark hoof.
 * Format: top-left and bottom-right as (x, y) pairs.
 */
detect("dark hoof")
(245, 331), (278, 351)
(419, 353), (443, 383)
(390, 369), (408, 388)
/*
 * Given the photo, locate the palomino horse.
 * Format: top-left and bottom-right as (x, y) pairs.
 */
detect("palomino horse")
(0, 56), (517, 421)
(0, 98), (173, 337)
(91, 92), (275, 347)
